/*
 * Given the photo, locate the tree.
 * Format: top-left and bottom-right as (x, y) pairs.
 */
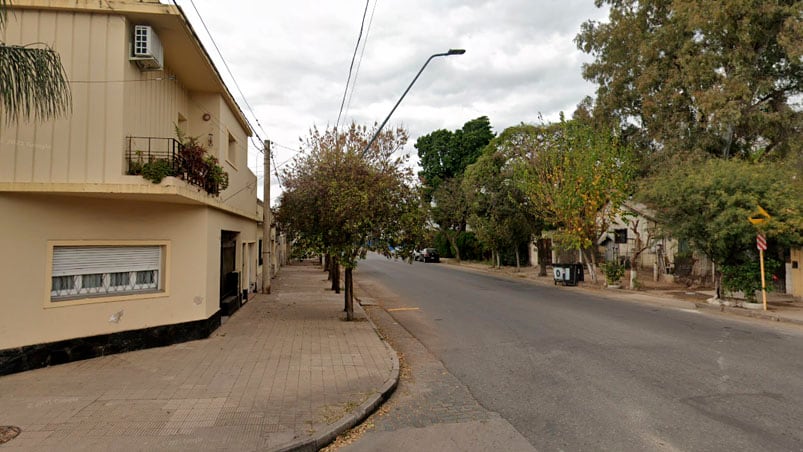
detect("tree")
(463, 125), (542, 270)
(639, 158), (803, 298)
(515, 117), (636, 283)
(0, 1), (71, 123)
(576, 0), (802, 164)
(277, 123), (424, 320)
(416, 116), (494, 197)
(430, 177), (469, 262)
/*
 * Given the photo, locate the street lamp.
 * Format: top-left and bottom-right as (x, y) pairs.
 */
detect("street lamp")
(361, 49), (466, 156)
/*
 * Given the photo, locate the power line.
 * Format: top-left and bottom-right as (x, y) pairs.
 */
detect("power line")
(336, 0), (371, 130)
(177, 0), (268, 143)
(344, 0), (379, 123)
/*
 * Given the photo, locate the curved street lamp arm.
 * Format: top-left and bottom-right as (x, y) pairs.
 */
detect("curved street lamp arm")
(361, 49), (465, 157)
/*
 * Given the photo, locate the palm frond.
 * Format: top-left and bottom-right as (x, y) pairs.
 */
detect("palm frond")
(0, 43), (71, 124)
(0, 0), (7, 29)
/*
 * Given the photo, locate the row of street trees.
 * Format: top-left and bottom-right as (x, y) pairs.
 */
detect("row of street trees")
(279, 0), (801, 311)
(412, 0), (802, 293)
(276, 123), (424, 320)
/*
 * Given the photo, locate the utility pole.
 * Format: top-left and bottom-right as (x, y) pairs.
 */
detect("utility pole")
(262, 139), (272, 294)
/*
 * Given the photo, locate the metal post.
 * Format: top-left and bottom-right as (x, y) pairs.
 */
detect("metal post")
(361, 49), (465, 157)
(262, 140), (272, 294)
(760, 248), (767, 310)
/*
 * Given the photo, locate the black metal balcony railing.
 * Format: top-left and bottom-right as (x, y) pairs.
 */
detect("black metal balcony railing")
(126, 136), (182, 175)
(126, 136), (211, 192)
(126, 136), (230, 195)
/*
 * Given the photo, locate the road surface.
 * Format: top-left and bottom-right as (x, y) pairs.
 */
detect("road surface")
(347, 253), (803, 451)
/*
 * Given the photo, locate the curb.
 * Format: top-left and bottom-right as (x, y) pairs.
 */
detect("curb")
(444, 261), (803, 327)
(273, 300), (400, 452)
(693, 301), (803, 327)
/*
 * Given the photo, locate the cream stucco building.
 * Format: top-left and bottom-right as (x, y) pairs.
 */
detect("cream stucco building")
(0, 0), (262, 374)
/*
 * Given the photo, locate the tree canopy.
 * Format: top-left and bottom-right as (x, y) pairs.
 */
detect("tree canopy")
(277, 122), (424, 319)
(463, 124), (542, 269)
(576, 0), (802, 163)
(514, 117), (636, 282)
(639, 158), (803, 296)
(416, 116), (495, 196)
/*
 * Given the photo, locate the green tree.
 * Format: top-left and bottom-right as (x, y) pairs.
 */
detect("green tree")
(430, 177), (469, 262)
(576, 0), (802, 164)
(277, 123), (424, 320)
(515, 117), (636, 283)
(0, 1), (71, 123)
(463, 125), (542, 270)
(416, 116), (494, 197)
(639, 158), (803, 298)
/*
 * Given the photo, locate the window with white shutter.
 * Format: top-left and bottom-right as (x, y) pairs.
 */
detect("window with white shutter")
(50, 245), (164, 301)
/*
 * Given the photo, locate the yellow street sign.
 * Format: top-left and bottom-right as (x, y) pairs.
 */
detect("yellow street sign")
(748, 204), (771, 225)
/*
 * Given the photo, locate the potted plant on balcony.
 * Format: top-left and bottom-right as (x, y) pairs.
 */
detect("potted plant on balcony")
(174, 127), (229, 196)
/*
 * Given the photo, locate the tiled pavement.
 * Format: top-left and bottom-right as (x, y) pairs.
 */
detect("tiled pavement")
(0, 261), (398, 451)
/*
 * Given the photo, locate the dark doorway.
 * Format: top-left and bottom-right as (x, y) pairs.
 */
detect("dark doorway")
(220, 231), (240, 315)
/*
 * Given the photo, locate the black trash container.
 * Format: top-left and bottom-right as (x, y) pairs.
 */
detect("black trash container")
(574, 263), (584, 282)
(553, 263), (579, 286)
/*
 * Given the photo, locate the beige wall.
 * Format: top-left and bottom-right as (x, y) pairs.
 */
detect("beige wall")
(202, 208), (258, 318)
(0, 4), (260, 350)
(0, 193), (219, 348)
(791, 248), (803, 298)
(0, 193), (258, 349)
(1, 8), (257, 216)
(1, 10), (127, 184)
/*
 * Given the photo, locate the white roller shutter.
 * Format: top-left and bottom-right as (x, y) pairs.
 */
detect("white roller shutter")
(52, 246), (161, 276)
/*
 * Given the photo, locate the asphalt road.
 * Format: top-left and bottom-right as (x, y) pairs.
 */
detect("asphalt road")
(354, 253), (803, 451)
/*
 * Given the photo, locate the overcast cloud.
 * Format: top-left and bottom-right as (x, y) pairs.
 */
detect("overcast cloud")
(177, 0), (609, 205)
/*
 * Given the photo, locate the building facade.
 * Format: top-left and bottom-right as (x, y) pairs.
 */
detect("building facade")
(0, 0), (260, 374)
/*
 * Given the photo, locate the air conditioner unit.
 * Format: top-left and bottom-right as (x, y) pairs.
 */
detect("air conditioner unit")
(130, 25), (164, 71)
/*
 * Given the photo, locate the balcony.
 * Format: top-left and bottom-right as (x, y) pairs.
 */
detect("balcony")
(125, 136), (226, 194)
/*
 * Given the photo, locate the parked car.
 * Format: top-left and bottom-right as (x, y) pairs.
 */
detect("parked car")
(415, 248), (440, 263)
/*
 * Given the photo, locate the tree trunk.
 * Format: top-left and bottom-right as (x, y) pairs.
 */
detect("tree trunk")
(344, 268), (354, 321)
(581, 248), (597, 283)
(515, 247), (520, 273)
(496, 250), (501, 268)
(537, 239), (548, 277)
(714, 263), (721, 299)
(324, 254), (331, 275)
(629, 267), (637, 290)
(331, 257), (340, 293)
(344, 267), (350, 312)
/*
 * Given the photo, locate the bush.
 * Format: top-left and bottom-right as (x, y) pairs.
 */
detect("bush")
(721, 258), (781, 302)
(600, 261), (626, 285)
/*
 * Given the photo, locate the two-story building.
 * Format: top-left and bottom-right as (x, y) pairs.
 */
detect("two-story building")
(0, 0), (260, 375)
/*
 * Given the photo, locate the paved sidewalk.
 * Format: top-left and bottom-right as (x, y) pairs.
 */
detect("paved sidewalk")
(0, 261), (398, 451)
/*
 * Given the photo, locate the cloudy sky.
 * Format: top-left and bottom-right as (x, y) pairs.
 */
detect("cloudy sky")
(176, 0), (610, 205)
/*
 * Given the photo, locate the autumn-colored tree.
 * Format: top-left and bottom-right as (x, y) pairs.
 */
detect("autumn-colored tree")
(576, 0), (802, 165)
(277, 123), (424, 320)
(515, 117), (636, 283)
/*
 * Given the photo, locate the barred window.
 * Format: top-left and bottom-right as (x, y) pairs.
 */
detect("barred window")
(51, 246), (163, 301)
